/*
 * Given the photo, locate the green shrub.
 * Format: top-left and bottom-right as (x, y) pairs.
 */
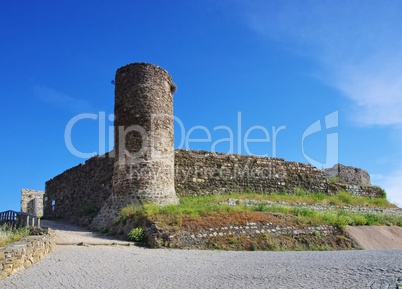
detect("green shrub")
(254, 203), (269, 212)
(295, 188), (307, 196)
(128, 227), (144, 242)
(293, 207), (315, 217)
(365, 213), (379, 225)
(351, 214), (367, 226)
(337, 191), (353, 204)
(322, 212), (338, 224)
(311, 192), (326, 202)
(375, 187), (387, 198)
(336, 215), (353, 229)
(328, 176), (340, 184)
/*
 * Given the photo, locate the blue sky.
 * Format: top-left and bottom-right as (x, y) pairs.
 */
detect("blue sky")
(1, 0), (401, 212)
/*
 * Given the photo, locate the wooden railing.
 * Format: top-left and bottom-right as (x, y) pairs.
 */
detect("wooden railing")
(0, 210), (40, 228)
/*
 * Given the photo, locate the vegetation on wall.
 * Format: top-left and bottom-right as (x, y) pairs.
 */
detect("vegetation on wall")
(0, 224), (30, 247)
(115, 190), (400, 234)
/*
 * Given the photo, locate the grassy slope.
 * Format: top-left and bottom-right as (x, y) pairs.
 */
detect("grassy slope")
(111, 190), (401, 250)
(116, 191), (401, 231)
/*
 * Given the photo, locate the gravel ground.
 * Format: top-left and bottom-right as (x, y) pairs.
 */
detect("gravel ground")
(1, 246), (401, 288)
(1, 221), (401, 288)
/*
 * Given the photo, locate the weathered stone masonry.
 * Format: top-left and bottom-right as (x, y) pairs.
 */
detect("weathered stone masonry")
(174, 150), (327, 195)
(86, 63), (178, 228)
(21, 189), (45, 218)
(0, 231), (55, 280)
(112, 63), (178, 206)
(42, 62), (385, 229)
(324, 164), (371, 186)
(44, 150), (384, 227)
(44, 153), (114, 225)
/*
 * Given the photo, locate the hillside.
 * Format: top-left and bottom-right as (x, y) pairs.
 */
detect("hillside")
(108, 190), (402, 251)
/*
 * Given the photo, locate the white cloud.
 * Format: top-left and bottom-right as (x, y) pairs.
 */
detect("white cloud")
(239, 0), (402, 127)
(375, 169), (402, 208)
(334, 63), (402, 126)
(234, 0), (402, 207)
(34, 86), (95, 113)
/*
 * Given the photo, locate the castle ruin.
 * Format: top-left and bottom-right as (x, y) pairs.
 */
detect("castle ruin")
(41, 63), (384, 228)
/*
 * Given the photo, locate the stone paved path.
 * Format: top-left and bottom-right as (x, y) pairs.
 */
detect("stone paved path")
(40, 220), (131, 245)
(1, 221), (401, 288)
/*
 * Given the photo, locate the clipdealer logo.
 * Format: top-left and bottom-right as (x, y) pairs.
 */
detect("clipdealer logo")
(64, 111), (339, 168)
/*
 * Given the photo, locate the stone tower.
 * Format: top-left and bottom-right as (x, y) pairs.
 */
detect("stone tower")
(113, 63), (179, 206)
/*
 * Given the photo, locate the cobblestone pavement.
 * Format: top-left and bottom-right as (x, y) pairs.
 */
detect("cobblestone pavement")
(2, 247), (402, 288)
(1, 221), (401, 288)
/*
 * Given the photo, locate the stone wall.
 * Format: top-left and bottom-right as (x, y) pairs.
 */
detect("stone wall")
(41, 62), (383, 229)
(174, 150), (328, 195)
(324, 164), (371, 186)
(20, 189), (45, 218)
(44, 150), (385, 228)
(0, 231), (55, 280)
(44, 153), (114, 226)
(328, 183), (385, 198)
(146, 220), (342, 249)
(223, 199), (402, 217)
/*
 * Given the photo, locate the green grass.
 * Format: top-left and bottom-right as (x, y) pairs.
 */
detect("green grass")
(115, 190), (401, 231)
(127, 227), (145, 242)
(233, 189), (392, 207)
(247, 203), (402, 229)
(0, 224), (30, 247)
